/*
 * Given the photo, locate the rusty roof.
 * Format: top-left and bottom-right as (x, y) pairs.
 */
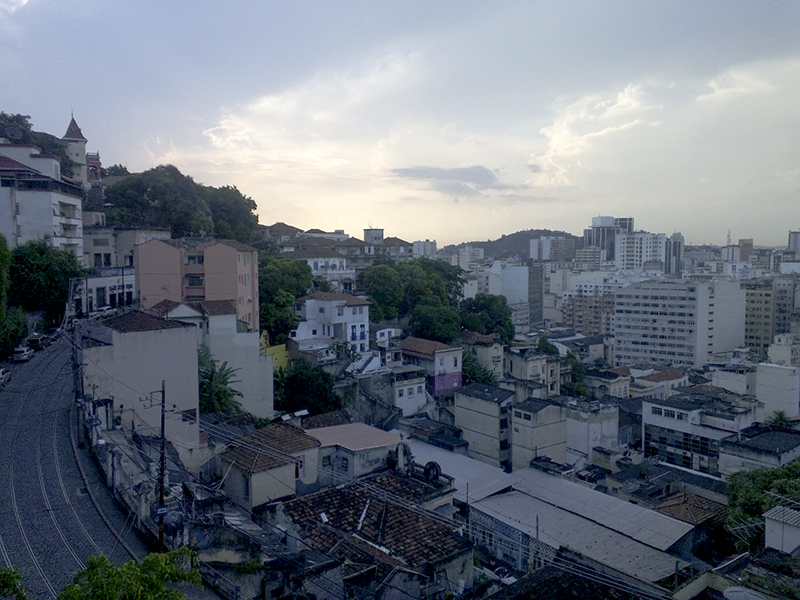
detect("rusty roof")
(639, 370), (685, 383)
(220, 424), (320, 474)
(401, 336), (455, 357)
(298, 291), (371, 306)
(279, 482), (471, 568)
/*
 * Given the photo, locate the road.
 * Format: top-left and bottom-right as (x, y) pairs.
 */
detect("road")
(0, 337), (150, 598)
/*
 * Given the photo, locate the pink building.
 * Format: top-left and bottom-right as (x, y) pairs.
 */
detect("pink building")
(134, 238), (259, 331)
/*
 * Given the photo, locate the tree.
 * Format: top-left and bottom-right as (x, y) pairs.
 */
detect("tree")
(767, 410), (793, 428)
(360, 264), (402, 321)
(536, 335), (559, 356)
(561, 352), (589, 398)
(0, 112), (74, 177)
(258, 254), (312, 344)
(100, 164), (130, 178)
(0, 566), (30, 600)
(460, 293), (514, 345)
(409, 301), (461, 343)
(9, 239), (83, 326)
(57, 548), (201, 600)
(462, 348), (497, 386)
(276, 359), (340, 416)
(202, 185), (259, 243)
(198, 347), (243, 414)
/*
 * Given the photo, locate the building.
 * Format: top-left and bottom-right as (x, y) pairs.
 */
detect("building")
(614, 231), (667, 271)
(83, 225), (171, 269)
(613, 279), (746, 368)
(150, 299), (274, 420)
(529, 236), (576, 262)
(0, 142), (83, 259)
(741, 278), (775, 353)
(454, 383), (516, 469)
(583, 216), (634, 263)
(583, 369), (631, 400)
(643, 387), (762, 476)
(511, 399), (567, 467)
(279, 248), (356, 292)
(78, 312), (203, 469)
(461, 331), (504, 382)
(134, 238), (259, 331)
(290, 291), (371, 354)
(504, 346), (560, 399)
(218, 423), (321, 510)
(412, 239), (437, 257)
(718, 424), (800, 477)
(562, 291), (616, 336)
(400, 337), (463, 398)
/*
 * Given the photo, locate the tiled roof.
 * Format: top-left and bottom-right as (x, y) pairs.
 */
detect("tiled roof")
(279, 482), (471, 568)
(655, 492), (725, 526)
(639, 370), (685, 383)
(266, 222), (302, 235)
(461, 331), (499, 345)
(282, 248), (346, 259)
(298, 291), (371, 306)
(382, 236), (410, 245)
(302, 410), (352, 430)
(103, 311), (194, 333)
(188, 299), (237, 316)
(0, 155), (38, 173)
(63, 116), (87, 141)
(611, 367), (631, 376)
(220, 424), (320, 474)
(401, 336), (454, 357)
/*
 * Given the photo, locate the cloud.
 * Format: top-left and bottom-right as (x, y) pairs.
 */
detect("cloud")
(0, 0), (28, 13)
(391, 165), (513, 194)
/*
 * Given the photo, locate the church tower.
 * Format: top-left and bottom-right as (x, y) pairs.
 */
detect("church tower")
(63, 115), (89, 190)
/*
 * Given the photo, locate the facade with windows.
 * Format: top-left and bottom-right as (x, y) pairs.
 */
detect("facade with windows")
(613, 279), (745, 368)
(291, 291), (371, 354)
(401, 336), (463, 398)
(643, 389), (762, 476)
(454, 383), (516, 470)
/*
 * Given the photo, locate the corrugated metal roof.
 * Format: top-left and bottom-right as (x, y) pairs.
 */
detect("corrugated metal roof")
(764, 505), (800, 527)
(512, 468), (693, 551)
(473, 491), (690, 583)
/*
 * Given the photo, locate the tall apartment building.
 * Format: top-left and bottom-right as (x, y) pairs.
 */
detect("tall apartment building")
(562, 291), (616, 336)
(529, 236), (576, 262)
(774, 275), (800, 336)
(788, 231), (800, 253)
(741, 279), (775, 353)
(583, 216), (634, 263)
(614, 231), (685, 274)
(614, 279), (745, 368)
(135, 238), (259, 330)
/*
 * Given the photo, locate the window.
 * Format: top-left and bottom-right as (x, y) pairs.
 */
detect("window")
(295, 455), (305, 479)
(676, 412), (686, 421)
(322, 455), (331, 468)
(454, 357), (458, 368)
(500, 418), (508, 429)
(319, 307), (325, 313)
(652, 407), (663, 416)
(439, 359), (444, 367)
(185, 275), (204, 287)
(341, 457), (349, 471)
(664, 410), (676, 419)
(417, 386), (423, 394)
(524, 413), (531, 421)
(408, 387), (414, 396)
(338, 308), (344, 316)
(398, 388), (404, 397)
(514, 411), (522, 418)
(186, 254), (204, 265)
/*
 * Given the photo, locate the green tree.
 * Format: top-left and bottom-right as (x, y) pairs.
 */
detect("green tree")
(9, 239), (83, 326)
(536, 335), (559, 356)
(202, 185), (259, 243)
(361, 264), (403, 321)
(460, 293), (514, 345)
(103, 165), (214, 237)
(561, 352), (589, 397)
(198, 347), (243, 414)
(260, 290), (300, 346)
(100, 164), (130, 178)
(462, 348), (497, 386)
(0, 566), (30, 600)
(409, 300), (461, 343)
(767, 410), (793, 428)
(258, 254), (312, 344)
(276, 359), (340, 416)
(58, 548), (201, 600)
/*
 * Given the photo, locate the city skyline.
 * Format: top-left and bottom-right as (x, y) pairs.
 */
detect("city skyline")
(2, 2), (800, 247)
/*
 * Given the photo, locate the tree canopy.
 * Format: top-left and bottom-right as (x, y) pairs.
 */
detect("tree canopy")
(361, 264), (402, 321)
(462, 348), (497, 386)
(409, 301), (462, 344)
(9, 239), (83, 326)
(198, 347), (243, 414)
(57, 548), (201, 600)
(460, 293), (514, 345)
(102, 165), (259, 242)
(259, 254), (313, 345)
(275, 359), (340, 416)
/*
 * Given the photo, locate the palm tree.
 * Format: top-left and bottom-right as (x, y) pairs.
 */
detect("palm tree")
(198, 347), (243, 414)
(767, 410), (793, 428)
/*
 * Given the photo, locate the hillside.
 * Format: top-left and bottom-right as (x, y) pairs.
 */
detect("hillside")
(441, 229), (582, 260)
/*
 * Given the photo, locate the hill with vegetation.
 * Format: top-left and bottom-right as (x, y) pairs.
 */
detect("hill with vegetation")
(441, 228), (582, 260)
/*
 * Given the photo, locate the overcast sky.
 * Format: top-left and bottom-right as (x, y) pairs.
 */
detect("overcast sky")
(2, 1), (799, 247)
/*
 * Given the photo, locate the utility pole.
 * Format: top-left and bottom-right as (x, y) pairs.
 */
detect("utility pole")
(157, 380), (166, 550)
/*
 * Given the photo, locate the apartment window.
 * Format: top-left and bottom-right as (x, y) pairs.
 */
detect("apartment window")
(322, 455), (331, 468)
(398, 388), (404, 397)
(338, 307), (344, 316)
(439, 359), (444, 367)
(453, 357), (458, 368)
(295, 456), (305, 479)
(319, 307), (325, 313)
(500, 418), (508, 429)
(676, 412), (686, 421)
(185, 254), (204, 265)
(652, 407), (663, 416)
(514, 411), (522, 418)
(664, 410), (676, 419)
(408, 387), (414, 396)
(417, 386), (423, 394)
(524, 413), (531, 421)
(341, 457), (349, 471)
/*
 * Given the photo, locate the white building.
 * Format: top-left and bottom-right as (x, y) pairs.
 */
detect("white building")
(412, 239), (437, 257)
(454, 383), (516, 470)
(0, 143), (83, 259)
(291, 291), (371, 354)
(614, 279), (746, 368)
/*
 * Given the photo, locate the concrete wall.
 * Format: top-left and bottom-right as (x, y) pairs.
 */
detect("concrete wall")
(135, 239), (183, 308)
(511, 404), (567, 467)
(756, 363), (800, 417)
(766, 516), (800, 554)
(565, 400), (619, 467)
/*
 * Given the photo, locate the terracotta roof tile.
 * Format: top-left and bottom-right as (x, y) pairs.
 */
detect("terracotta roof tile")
(220, 424), (320, 474)
(103, 311), (193, 333)
(640, 370), (685, 383)
(401, 336), (454, 357)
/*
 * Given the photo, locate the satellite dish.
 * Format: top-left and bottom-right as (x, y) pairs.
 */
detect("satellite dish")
(4, 126), (24, 141)
(622, 480), (641, 493)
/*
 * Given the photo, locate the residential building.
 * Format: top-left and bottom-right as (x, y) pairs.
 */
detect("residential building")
(768, 333), (800, 366)
(83, 225), (171, 269)
(412, 238), (437, 257)
(562, 291), (616, 336)
(390, 366), (428, 416)
(583, 368), (630, 400)
(643, 387), (762, 476)
(634, 370), (688, 400)
(529, 236), (576, 262)
(218, 423), (320, 510)
(400, 337), (463, 398)
(613, 279), (746, 368)
(280, 247), (356, 292)
(291, 291), (371, 354)
(741, 278), (775, 353)
(264, 479), (473, 597)
(583, 216), (634, 263)
(78, 312), (203, 469)
(504, 346), (560, 399)
(135, 238), (259, 330)
(563, 397), (620, 467)
(454, 383), (516, 469)
(614, 231), (667, 271)
(460, 331), (504, 382)
(754, 362), (800, 417)
(511, 399), (567, 467)
(0, 142), (83, 259)
(150, 299), (274, 420)
(718, 423), (800, 477)
(305, 422), (400, 488)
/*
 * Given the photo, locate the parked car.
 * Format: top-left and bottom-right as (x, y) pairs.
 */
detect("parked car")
(0, 368), (9, 387)
(27, 334), (48, 350)
(11, 347), (33, 362)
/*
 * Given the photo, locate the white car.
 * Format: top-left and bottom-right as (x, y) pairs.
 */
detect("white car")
(11, 347), (33, 362)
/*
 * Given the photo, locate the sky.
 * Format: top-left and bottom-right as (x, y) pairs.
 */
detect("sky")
(2, 1), (800, 248)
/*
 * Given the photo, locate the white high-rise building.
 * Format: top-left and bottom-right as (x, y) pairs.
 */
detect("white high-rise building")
(614, 279), (745, 368)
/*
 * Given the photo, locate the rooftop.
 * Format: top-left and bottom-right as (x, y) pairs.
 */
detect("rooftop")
(456, 382), (515, 404)
(306, 423), (400, 452)
(220, 424), (320, 474)
(639, 370), (686, 383)
(297, 291), (371, 306)
(102, 311), (194, 333)
(401, 336), (456, 357)
(721, 423), (800, 455)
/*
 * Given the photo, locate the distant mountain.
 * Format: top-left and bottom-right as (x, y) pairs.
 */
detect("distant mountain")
(441, 229), (581, 260)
